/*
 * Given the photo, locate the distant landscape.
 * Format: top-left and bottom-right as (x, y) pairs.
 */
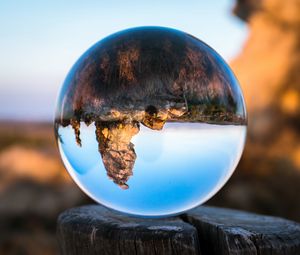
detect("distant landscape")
(0, 121), (90, 254)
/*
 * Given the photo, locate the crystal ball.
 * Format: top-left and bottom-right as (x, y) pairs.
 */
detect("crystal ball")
(55, 26), (247, 217)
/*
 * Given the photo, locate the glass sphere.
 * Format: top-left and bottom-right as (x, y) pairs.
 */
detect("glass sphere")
(55, 26), (247, 217)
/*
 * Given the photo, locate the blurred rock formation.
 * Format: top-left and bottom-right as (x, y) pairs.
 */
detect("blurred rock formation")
(231, 0), (300, 173)
(209, 0), (300, 221)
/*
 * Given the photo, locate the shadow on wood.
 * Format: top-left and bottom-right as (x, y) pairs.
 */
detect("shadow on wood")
(57, 205), (300, 255)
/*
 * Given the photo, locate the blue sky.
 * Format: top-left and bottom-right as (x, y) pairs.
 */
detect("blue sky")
(0, 0), (247, 121)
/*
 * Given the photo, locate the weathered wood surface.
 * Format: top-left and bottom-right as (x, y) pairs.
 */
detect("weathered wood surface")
(57, 205), (200, 255)
(184, 206), (300, 255)
(57, 205), (300, 255)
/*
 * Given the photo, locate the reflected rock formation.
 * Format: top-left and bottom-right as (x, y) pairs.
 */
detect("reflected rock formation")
(55, 27), (246, 189)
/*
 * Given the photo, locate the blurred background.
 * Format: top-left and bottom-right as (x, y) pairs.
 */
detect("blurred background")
(0, 0), (299, 254)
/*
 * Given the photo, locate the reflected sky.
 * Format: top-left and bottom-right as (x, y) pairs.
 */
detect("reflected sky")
(58, 122), (246, 216)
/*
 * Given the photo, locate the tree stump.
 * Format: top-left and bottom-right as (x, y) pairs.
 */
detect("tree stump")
(57, 205), (300, 255)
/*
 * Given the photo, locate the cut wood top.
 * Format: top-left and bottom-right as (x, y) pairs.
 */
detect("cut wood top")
(57, 205), (300, 255)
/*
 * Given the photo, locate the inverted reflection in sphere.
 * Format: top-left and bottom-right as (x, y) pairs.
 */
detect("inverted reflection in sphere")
(55, 27), (247, 217)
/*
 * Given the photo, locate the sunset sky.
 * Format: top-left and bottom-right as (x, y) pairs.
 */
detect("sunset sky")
(0, 0), (247, 121)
